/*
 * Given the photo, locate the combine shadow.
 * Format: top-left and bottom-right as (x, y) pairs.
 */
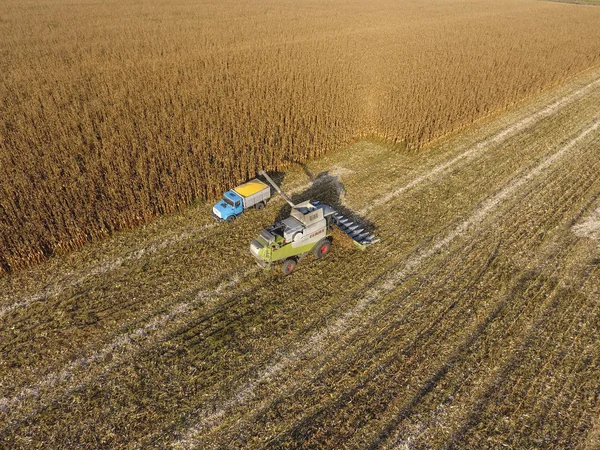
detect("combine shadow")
(273, 163), (377, 237)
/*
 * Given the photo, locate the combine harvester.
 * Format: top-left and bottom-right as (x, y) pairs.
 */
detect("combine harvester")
(250, 171), (379, 274)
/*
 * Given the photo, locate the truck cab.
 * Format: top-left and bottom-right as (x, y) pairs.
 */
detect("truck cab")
(213, 190), (244, 222)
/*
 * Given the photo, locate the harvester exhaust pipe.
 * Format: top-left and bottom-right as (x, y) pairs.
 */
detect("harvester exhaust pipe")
(259, 170), (296, 208)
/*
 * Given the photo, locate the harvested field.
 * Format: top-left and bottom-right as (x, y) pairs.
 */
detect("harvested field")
(2, 0), (600, 272)
(1, 64), (600, 448)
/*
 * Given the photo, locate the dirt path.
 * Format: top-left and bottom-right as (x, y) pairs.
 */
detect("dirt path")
(1, 68), (600, 449)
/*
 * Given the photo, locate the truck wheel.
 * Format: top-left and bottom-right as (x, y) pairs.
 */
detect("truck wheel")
(313, 239), (331, 259)
(281, 258), (297, 275)
(226, 215), (236, 223)
(255, 202), (265, 210)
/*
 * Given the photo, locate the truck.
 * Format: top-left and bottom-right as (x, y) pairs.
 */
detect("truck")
(250, 171), (379, 275)
(212, 179), (271, 222)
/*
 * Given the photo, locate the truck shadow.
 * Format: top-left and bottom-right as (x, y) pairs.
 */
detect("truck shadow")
(274, 164), (377, 237)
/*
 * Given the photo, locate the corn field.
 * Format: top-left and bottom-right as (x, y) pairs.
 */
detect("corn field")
(2, 0), (600, 273)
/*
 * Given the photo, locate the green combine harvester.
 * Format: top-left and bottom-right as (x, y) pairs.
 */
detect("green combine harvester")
(250, 171), (379, 275)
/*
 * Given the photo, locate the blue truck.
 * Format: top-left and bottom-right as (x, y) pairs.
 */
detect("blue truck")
(212, 179), (271, 222)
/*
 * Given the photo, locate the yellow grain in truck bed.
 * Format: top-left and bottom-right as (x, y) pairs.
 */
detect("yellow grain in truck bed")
(233, 179), (269, 198)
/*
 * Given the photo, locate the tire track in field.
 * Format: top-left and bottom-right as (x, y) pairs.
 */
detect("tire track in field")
(0, 225), (217, 321)
(358, 76), (600, 217)
(0, 267), (258, 428)
(0, 174), (330, 322)
(0, 170), (351, 416)
(2, 74), (598, 321)
(171, 121), (600, 449)
(368, 269), (570, 450)
(3, 77), (598, 443)
(448, 180), (600, 449)
(1, 73), (597, 338)
(382, 152), (600, 449)
(283, 137), (600, 449)
(242, 147), (600, 449)
(356, 169), (600, 444)
(392, 141), (600, 446)
(438, 280), (596, 450)
(184, 105), (600, 446)
(3, 91), (597, 444)
(333, 225), (572, 448)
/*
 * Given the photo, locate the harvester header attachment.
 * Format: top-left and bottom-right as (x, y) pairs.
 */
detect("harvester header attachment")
(331, 211), (380, 250)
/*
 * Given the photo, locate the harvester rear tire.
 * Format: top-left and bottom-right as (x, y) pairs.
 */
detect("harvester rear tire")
(281, 258), (297, 275)
(313, 239), (331, 259)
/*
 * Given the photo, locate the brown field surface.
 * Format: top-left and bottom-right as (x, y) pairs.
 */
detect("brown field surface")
(2, 0), (600, 272)
(545, 0), (600, 5)
(1, 63), (600, 448)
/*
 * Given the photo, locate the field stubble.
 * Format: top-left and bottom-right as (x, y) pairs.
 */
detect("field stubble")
(2, 63), (599, 409)
(179, 118), (600, 449)
(1, 64), (600, 448)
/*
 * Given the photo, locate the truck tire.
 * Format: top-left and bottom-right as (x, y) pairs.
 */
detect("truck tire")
(226, 215), (236, 223)
(281, 258), (297, 275)
(313, 239), (331, 259)
(255, 202), (265, 210)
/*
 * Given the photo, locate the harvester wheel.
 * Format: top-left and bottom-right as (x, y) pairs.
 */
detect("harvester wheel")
(313, 239), (331, 259)
(226, 215), (236, 223)
(255, 202), (265, 210)
(281, 258), (297, 275)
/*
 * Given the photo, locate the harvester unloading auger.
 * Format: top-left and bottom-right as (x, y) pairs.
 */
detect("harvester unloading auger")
(250, 170), (379, 274)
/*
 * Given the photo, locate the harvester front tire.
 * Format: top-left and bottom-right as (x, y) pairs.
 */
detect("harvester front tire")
(313, 239), (331, 259)
(281, 258), (297, 275)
